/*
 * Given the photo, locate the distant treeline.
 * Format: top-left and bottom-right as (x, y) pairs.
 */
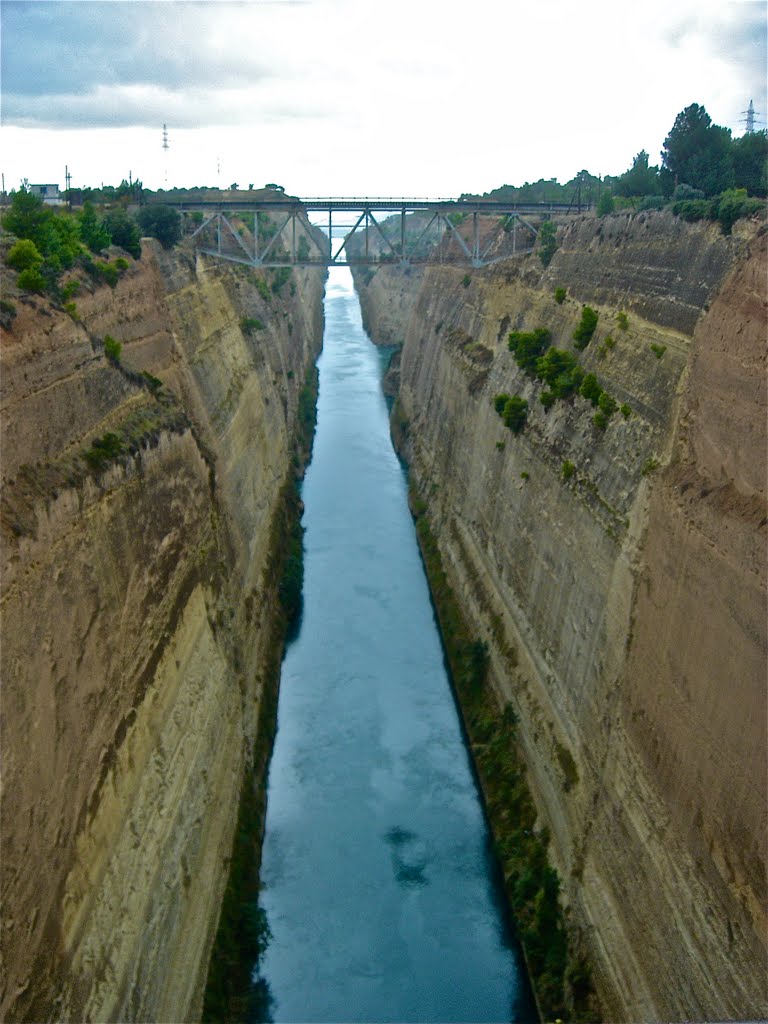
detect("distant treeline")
(462, 103), (767, 207)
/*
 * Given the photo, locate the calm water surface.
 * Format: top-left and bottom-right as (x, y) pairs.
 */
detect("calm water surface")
(257, 268), (534, 1022)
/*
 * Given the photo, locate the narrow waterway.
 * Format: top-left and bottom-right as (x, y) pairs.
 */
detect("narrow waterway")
(257, 268), (534, 1022)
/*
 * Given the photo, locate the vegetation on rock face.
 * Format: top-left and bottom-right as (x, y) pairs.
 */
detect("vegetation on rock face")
(572, 306), (598, 351)
(137, 204), (181, 249)
(538, 220), (558, 267)
(409, 497), (598, 1022)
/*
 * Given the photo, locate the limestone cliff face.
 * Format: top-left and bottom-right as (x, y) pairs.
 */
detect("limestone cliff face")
(355, 211), (767, 1021)
(0, 241), (325, 1022)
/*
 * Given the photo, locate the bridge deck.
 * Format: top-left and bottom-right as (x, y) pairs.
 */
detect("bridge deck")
(153, 196), (587, 215)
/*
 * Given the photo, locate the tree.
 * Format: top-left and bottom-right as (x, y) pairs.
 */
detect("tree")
(732, 130), (768, 197)
(137, 205), (181, 249)
(502, 395), (528, 433)
(78, 202), (111, 253)
(2, 187), (53, 251)
(104, 209), (142, 258)
(6, 238), (43, 271)
(596, 191), (615, 217)
(613, 150), (661, 197)
(661, 103), (734, 197)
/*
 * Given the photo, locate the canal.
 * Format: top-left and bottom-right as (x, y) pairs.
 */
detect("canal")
(257, 268), (534, 1022)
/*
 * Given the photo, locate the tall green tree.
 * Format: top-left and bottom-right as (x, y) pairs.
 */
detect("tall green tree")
(661, 103), (734, 196)
(613, 150), (661, 197)
(78, 201), (111, 253)
(103, 209), (142, 258)
(732, 130), (768, 197)
(137, 205), (181, 249)
(2, 187), (52, 251)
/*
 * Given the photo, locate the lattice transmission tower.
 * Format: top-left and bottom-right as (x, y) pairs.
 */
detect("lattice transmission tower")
(739, 100), (765, 133)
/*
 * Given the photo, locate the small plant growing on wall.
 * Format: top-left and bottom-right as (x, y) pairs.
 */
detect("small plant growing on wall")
(502, 395), (528, 433)
(573, 306), (598, 351)
(103, 335), (122, 362)
(240, 316), (265, 335)
(462, 274), (471, 288)
(561, 459), (575, 481)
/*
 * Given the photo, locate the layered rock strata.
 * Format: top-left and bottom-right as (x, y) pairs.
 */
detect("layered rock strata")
(0, 241), (324, 1022)
(355, 210), (767, 1021)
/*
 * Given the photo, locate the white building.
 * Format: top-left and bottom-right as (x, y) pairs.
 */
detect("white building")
(29, 184), (64, 206)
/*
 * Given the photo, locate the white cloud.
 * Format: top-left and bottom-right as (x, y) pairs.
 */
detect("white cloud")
(1, 0), (764, 194)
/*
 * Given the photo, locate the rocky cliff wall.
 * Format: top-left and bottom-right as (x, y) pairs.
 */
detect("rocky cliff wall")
(0, 241), (325, 1021)
(354, 210), (767, 1021)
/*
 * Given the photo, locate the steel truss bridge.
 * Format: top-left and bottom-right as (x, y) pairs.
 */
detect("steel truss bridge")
(157, 197), (584, 269)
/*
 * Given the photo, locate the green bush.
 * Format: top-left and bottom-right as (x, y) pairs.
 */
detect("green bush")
(620, 403), (632, 418)
(95, 261), (119, 288)
(711, 189), (764, 235)
(501, 395), (528, 433)
(598, 392), (618, 417)
(579, 373), (602, 406)
(103, 209), (142, 258)
(650, 342), (666, 359)
(61, 279), (80, 301)
(535, 348), (584, 398)
(509, 327), (551, 373)
(240, 316), (265, 334)
(597, 191), (615, 216)
(616, 310), (629, 331)
(6, 238), (43, 271)
(142, 371), (163, 394)
(493, 393), (511, 414)
(592, 410), (608, 430)
(113, 257), (129, 271)
(64, 302), (79, 320)
(573, 306), (598, 350)
(255, 277), (271, 302)
(78, 202), (110, 253)
(540, 390), (557, 411)
(103, 335), (122, 362)
(17, 267), (46, 293)
(671, 197), (711, 222)
(271, 266), (292, 295)
(84, 432), (124, 470)
(538, 220), (558, 267)
(561, 460), (575, 481)
(462, 274), (471, 288)
(604, 334), (615, 349)
(554, 287), (566, 304)
(137, 204), (181, 249)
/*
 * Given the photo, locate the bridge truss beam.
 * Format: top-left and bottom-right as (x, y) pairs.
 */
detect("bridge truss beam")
(184, 201), (541, 269)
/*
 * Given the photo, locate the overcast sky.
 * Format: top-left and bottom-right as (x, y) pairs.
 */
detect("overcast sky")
(1, 0), (766, 196)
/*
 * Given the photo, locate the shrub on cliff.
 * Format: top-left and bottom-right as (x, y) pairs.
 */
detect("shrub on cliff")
(16, 267), (46, 293)
(535, 348), (584, 398)
(6, 238), (43, 272)
(78, 202), (111, 253)
(579, 373), (602, 407)
(103, 208), (142, 258)
(508, 327), (551, 373)
(537, 220), (558, 267)
(501, 395), (528, 433)
(137, 204), (181, 248)
(572, 306), (598, 350)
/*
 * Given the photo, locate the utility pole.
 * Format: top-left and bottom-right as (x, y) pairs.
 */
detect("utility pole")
(162, 123), (169, 188)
